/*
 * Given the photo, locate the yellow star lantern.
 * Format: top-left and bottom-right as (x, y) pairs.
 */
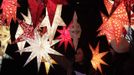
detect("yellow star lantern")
(0, 23), (11, 70)
(89, 42), (108, 73)
(0, 25), (10, 57)
(42, 58), (57, 74)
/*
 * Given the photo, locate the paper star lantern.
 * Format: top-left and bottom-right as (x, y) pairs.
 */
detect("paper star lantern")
(57, 26), (73, 50)
(15, 9), (32, 52)
(28, 0), (44, 28)
(69, 12), (81, 50)
(98, 12), (115, 43)
(104, 0), (113, 14)
(44, 4), (66, 41)
(0, 25), (10, 57)
(15, 20), (34, 43)
(89, 42), (108, 73)
(50, 4), (66, 42)
(0, 25), (11, 70)
(40, 8), (51, 36)
(41, 4), (65, 42)
(18, 32), (62, 72)
(1, 0), (19, 25)
(98, 1), (129, 46)
(46, 0), (67, 24)
(110, 0), (134, 23)
(46, 0), (57, 24)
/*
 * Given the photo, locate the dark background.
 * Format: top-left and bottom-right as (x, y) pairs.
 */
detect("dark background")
(0, 0), (134, 75)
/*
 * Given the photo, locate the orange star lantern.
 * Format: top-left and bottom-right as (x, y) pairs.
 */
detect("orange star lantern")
(104, 0), (113, 14)
(89, 42), (108, 73)
(98, 1), (129, 46)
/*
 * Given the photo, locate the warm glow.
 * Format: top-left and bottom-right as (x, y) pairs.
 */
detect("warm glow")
(89, 42), (108, 73)
(1, 0), (18, 25)
(57, 26), (73, 50)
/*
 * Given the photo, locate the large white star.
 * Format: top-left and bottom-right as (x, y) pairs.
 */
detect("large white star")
(18, 31), (62, 71)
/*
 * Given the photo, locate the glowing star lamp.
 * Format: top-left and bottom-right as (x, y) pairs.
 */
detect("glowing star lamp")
(1, 0), (19, 25)
(57, 26), (73, 50)
(69, 12), (81, 50)
(18, 32), (62, 74)
(0, 25), (11, 70)
(98, 1), (129, 46)
(89, 42), (108, 73)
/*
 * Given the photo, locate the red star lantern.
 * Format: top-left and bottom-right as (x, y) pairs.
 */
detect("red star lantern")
(104, 0), (113, 14)
(15, 20), (34, 43)
(98, 12), (115, 43)
(110, 0), (134, 24)
(1, 0), (19, 26)
(46, 0), (57, 24)
(57, 26), (73, 50)
(98, 1), (129, 46)
(46, 0), (67, 24)
(50, 0), (68, 4)
(28, 0), (44, 28)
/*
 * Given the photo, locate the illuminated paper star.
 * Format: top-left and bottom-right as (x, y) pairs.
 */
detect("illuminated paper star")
(15, 9), (32, 52)
(57, 26), (73, 50)
(15, 20), (34, 43)
(0, 25), (10, 57)
(110, 0), (134, 22)
(42, 58), (57, 74)
(69, 12), (81, 50)
(0, 25), (11, 70)
(41, 4), (65, 42)
(98, 1), (129, 46)
(40, 8), (51, 36)
(18, 32), (62, 72)
(1, 0), (19, 25)
(104, 0), (113, 14)
(15, 9), (34, 43)
(46, 0), (67, 24)
(89, 42), (108, 73)
(50, 4), (66, 42)
(98, 12), (114, 43)
(28, 0), (44, 28)
(46, 0), (57, 24)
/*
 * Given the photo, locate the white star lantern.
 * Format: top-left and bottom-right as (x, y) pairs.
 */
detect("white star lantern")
(40, 4), (66, 42)
(69, 12), (81, 50)
(18, 31), (62, 72)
